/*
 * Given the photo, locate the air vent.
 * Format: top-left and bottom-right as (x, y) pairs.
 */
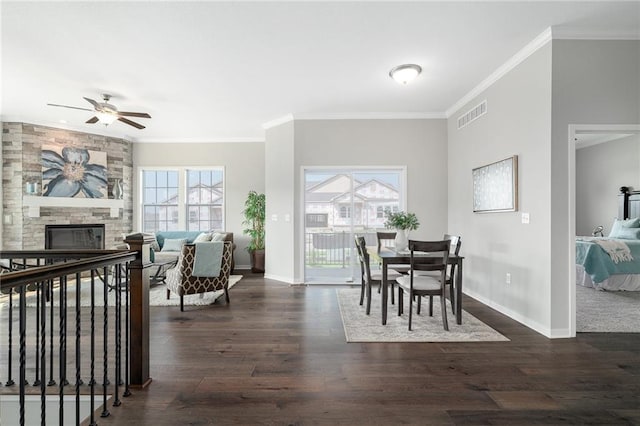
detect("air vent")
(457, 100), (487, 130)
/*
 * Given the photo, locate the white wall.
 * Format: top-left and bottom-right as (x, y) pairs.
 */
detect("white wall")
(133, 142), (265, 269)
(263, 118), (448, 283)
(264, 121), (296, 282)
(576, 134), (640, 236)
(551, 39), (640, 333)
(448, 44), (553, 335)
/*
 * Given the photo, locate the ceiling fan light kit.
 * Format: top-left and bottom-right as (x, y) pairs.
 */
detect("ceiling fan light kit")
(47, 93), (151, 129)
(389, 64), (422, 85)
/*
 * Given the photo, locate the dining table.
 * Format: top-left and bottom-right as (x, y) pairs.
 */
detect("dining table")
(368, 247), (464, 326)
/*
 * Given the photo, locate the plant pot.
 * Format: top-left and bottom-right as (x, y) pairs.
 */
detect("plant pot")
(250, 249), (265, 273)
(395, 229), (409, 251)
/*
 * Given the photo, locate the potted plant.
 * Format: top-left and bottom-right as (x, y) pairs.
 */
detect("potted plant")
(242, 190), (266, 273)
(384, 209), (420, 251)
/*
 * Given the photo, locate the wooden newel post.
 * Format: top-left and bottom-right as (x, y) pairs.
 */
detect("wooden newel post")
(124, 233), (154, 388)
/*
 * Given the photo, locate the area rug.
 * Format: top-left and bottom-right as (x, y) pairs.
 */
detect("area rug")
(6, 275), (242, 308)
(576, 284), (640, 333)
(336, 288), (509, 342)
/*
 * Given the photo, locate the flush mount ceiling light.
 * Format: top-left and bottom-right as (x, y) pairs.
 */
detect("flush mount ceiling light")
(389, 64), (422, 85)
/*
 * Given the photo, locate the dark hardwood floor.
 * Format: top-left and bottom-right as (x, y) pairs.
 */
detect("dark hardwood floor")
(4, 273), (640, 425)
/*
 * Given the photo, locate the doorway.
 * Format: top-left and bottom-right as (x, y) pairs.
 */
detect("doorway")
(569, 124), (640, 335)
(303, 167), (406, 284)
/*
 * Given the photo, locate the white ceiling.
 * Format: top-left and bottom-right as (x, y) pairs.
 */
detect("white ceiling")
(1, 1), (639, 142)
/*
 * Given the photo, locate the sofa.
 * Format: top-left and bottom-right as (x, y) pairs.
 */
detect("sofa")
(149, 231), (236, 272)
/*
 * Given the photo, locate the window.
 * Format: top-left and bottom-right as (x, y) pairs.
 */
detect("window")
(376, 206), (384, 218)
(340, 206), (351, 218)
(142, 170), (179, 232)
(141, 168), (224, 232)
(186, 169), (224, 231)
(306, 213), (328, 228)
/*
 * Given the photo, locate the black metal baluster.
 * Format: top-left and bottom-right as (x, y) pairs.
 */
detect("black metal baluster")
(75, 272), (82, 425)
(113, 264), (121, 407)
(59, 275), (66, 425)
(19, 286), (27, 426)
(40, 277), (47, 426)
(101, 266), (110, 418)
(89, 270), (96, 426)
(5, 288), (15, 386)
(48, 278), (56, 387)
(33, 280), (41, 386)
(123, 262), (131, 397)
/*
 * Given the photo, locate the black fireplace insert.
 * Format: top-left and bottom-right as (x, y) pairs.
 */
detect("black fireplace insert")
(45, 224), (106, 250)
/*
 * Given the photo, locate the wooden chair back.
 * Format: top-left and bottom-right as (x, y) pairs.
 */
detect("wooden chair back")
(376, 231), (397, 250)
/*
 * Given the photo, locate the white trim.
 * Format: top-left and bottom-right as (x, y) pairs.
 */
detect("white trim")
(23, 196), (123, 218)
(568, 124), (640, 338)
(135, 137), (265, 144)
(264, 273), (300, 284)
(552, 27), (640, 41)
(262, 114), (294, 129)
(446, 27), (552, 118)
(293, 112), (446, 120)
(463, 288), (554, 338)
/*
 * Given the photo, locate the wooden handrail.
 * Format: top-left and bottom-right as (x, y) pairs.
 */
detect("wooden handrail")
(0, 250), (137, 290)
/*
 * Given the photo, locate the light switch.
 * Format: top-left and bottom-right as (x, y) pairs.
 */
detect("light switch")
(284, 214), (291, 222)
(521, 212), (530, 224)
(271, 214), (278, 221)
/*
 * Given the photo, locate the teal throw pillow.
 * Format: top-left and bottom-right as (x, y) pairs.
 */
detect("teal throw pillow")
(609, 227), (640, 240)
(608, 217), (640, 238)
(162, 238), (187, 252)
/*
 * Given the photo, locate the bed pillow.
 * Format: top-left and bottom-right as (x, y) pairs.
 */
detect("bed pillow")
(161, 238), (187, 252)
(610, 227), (640, 240)
(608, 217), (640, 238)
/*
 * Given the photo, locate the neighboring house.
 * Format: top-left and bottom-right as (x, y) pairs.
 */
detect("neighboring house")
(304, 174), (400, 230)
(154, 182), (224, 231)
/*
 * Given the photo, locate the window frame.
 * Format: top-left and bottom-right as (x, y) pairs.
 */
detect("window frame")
(138, 166), (225, 232)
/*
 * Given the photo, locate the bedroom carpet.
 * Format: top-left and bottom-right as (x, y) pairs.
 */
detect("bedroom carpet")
(4, 275), (243, 308)
(336, 288), (509, 343)
(576, 284), (640, 332)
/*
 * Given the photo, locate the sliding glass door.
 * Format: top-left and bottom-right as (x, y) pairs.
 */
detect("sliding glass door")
(303, 168), (405, 284)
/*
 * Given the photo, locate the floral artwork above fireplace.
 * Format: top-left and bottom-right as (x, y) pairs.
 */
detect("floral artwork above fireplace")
(42, 145), (108, 198)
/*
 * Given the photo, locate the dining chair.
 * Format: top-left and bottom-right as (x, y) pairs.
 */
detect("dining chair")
(396, 239), (450, 331)
(376, 231), (410, 274)
(413, 234), (461, 315)
(354, 236), (402, 314)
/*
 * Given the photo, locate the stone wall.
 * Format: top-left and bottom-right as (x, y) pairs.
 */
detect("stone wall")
(1, 123), (133, 249)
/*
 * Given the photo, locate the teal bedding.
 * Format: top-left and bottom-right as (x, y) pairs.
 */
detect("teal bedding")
(576, 238), (640, 283)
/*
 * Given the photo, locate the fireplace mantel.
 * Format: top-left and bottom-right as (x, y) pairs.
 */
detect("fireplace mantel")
(23, 196), (124, 218)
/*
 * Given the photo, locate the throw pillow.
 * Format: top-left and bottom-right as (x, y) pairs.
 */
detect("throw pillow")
(193, 232), (213, 243)
(162, 238), (187, 252)
(211, 232), (226, 242)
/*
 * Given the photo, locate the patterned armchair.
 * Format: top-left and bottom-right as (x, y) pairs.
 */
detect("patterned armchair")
(165, 241), (233, 311)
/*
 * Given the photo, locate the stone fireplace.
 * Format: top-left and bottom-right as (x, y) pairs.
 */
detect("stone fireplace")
(1, 123), (134, 250)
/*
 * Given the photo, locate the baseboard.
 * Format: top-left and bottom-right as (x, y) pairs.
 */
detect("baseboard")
(264, 273), (302, 284)
(463, 288), (554, 338)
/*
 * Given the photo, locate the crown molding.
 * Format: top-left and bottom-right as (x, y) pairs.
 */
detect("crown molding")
(262, 114), (295, 129)
(135, 137), (265, 144)
(446, 27), (552, 118)
(551, 27), (640, 40)
(293, 112), (446, 120)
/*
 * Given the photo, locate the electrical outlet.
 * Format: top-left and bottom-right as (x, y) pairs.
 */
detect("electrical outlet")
(505, 273), (511, 284)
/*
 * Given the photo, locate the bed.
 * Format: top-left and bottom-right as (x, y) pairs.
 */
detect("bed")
(576, 188), (640, 291)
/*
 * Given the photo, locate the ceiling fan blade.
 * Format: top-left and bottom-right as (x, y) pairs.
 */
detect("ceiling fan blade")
(83, 97), (100, 109)
(118, 111), (151, 118)
(86, 116), (99, 124)
(118, 116), (145, 129)
(47, 103), (93, 112)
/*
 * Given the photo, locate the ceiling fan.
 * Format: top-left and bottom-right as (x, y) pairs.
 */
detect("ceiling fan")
(47, 94), (151, 129)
